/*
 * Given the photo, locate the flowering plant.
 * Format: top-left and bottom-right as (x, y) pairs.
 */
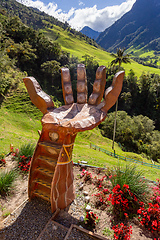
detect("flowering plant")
(151, 179), (160, 204)
(137, 202), (160, 234)
(80, 169), (92, 182)
(92, 188), (110, 208)
(112, 223), (132, 240)
(0, 153), (6, 166)
(18, 155), (31, 172)
(11, 142), (35, 173)
(107, 164), (150, 205)
(84, 211), (99, 228)
(108, 184), (139, 219)
(93, 175), (107, 188)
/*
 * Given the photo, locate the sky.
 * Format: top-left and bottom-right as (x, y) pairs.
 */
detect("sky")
(16, 0), (136, 32)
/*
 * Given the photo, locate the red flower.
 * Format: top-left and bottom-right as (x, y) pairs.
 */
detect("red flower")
(123, 184), (129, 189)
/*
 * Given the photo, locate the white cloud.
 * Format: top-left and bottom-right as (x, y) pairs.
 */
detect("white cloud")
(79, 1), (85, 7)
(69, 0), (136, 31)
(16, 0), (136, 31)
(16, 0), (75, 22)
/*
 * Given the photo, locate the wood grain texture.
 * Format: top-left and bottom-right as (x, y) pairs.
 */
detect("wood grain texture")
(77, 64), (88, 104)
(88, 65), (106, 105)
(61, 68), (74, 105)
(23, 77), (54, 114)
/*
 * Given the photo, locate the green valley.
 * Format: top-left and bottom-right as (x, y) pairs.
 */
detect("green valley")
(43, 26), (160, 78)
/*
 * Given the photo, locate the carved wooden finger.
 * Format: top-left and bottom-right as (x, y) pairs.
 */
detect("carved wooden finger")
(88, 65), (106, 105)
(23, 77), (54, 114)
(77, 64), (88, 104)
(101, 71), (125, 113)
(61, 68), (74, 105)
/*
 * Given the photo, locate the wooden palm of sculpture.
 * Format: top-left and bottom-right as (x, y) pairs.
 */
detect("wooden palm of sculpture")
(23, 64), (124, 213)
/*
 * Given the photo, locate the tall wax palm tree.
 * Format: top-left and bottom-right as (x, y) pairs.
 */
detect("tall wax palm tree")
(111, 48), (131, 151)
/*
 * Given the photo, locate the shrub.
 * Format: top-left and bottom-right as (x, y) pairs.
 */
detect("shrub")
(0, 170), (16, 195)
(80, 169), (92, 183)
(93, 175), (107, 188)
(106, 164), (150, 219)
(151, 179), (160, 204)
(108, 183), (140, 219)
(84, 211), (99, 228)
(0, 153), (6, 166)
(17, 155), (31, 172)
(12, 142), (35, 173)
(112, 223), (132, 240)
(92, 188), (110, 209)
(137, 202), (160, 234)
(107, 164), (150, 203)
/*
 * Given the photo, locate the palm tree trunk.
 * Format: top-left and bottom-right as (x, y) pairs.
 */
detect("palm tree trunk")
(112, 99), (118, 150)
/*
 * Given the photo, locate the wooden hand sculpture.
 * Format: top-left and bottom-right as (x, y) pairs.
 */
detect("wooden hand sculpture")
(23, 64), (124, 212)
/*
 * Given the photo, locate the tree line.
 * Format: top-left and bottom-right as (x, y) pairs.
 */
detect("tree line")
(0, 14), (99, 101)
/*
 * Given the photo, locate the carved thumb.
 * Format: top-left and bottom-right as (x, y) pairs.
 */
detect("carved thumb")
(101, 71), (125, 113)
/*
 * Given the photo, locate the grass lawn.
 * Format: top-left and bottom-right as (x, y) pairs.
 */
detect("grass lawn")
(74, 129), (160, 182)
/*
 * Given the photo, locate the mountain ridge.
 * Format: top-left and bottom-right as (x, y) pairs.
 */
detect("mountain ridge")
(80, 26), (101, 40)
(96, 0), (160, 53)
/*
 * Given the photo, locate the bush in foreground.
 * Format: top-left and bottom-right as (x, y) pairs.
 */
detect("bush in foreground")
(0, 170), (16, 195)
(107, 164), (150, 203)
(12, 142), (35, 173)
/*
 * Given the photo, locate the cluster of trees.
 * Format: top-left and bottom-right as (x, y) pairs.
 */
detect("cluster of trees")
(118, 70), (160, 130)
(0, 14), (100, 103)
(132, 56), (160, 69)
(100, 111), (160, 162)
(101, 48), (160, 162)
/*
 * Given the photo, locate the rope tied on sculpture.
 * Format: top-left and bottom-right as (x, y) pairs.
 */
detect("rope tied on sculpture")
(57, 143), (74, 165)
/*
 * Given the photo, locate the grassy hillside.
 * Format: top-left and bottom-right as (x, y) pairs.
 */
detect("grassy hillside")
(0, 89), (159, 182)
(44, 27), (160, 78)
(126, 46), (160, 67)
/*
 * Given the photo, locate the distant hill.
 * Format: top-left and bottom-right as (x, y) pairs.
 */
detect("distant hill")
(80, 26), (101, 40)
(96, 0), (160, 53)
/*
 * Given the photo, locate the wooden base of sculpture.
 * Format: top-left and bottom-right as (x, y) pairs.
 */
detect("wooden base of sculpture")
(28, 124), (77, 212)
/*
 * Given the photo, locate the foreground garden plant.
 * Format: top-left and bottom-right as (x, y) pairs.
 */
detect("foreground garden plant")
(92, 188), (110, 209)
(80, 169), (92, 183)
(12, 142), (35, 173)
(112, 223), (132, 240)
(84, 211), (99, 229)
(151, 179), (160, 204)
(137, 201), (160, 235)
(108, 183), (140, 219)
(0, 170), (16, 195)
(107, 164), (150, 202)
(0, 153), (6, 166)
(79, 164), (160, 238)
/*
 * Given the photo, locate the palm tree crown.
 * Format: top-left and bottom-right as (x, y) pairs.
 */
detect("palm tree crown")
(111, 48), (131, 69)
